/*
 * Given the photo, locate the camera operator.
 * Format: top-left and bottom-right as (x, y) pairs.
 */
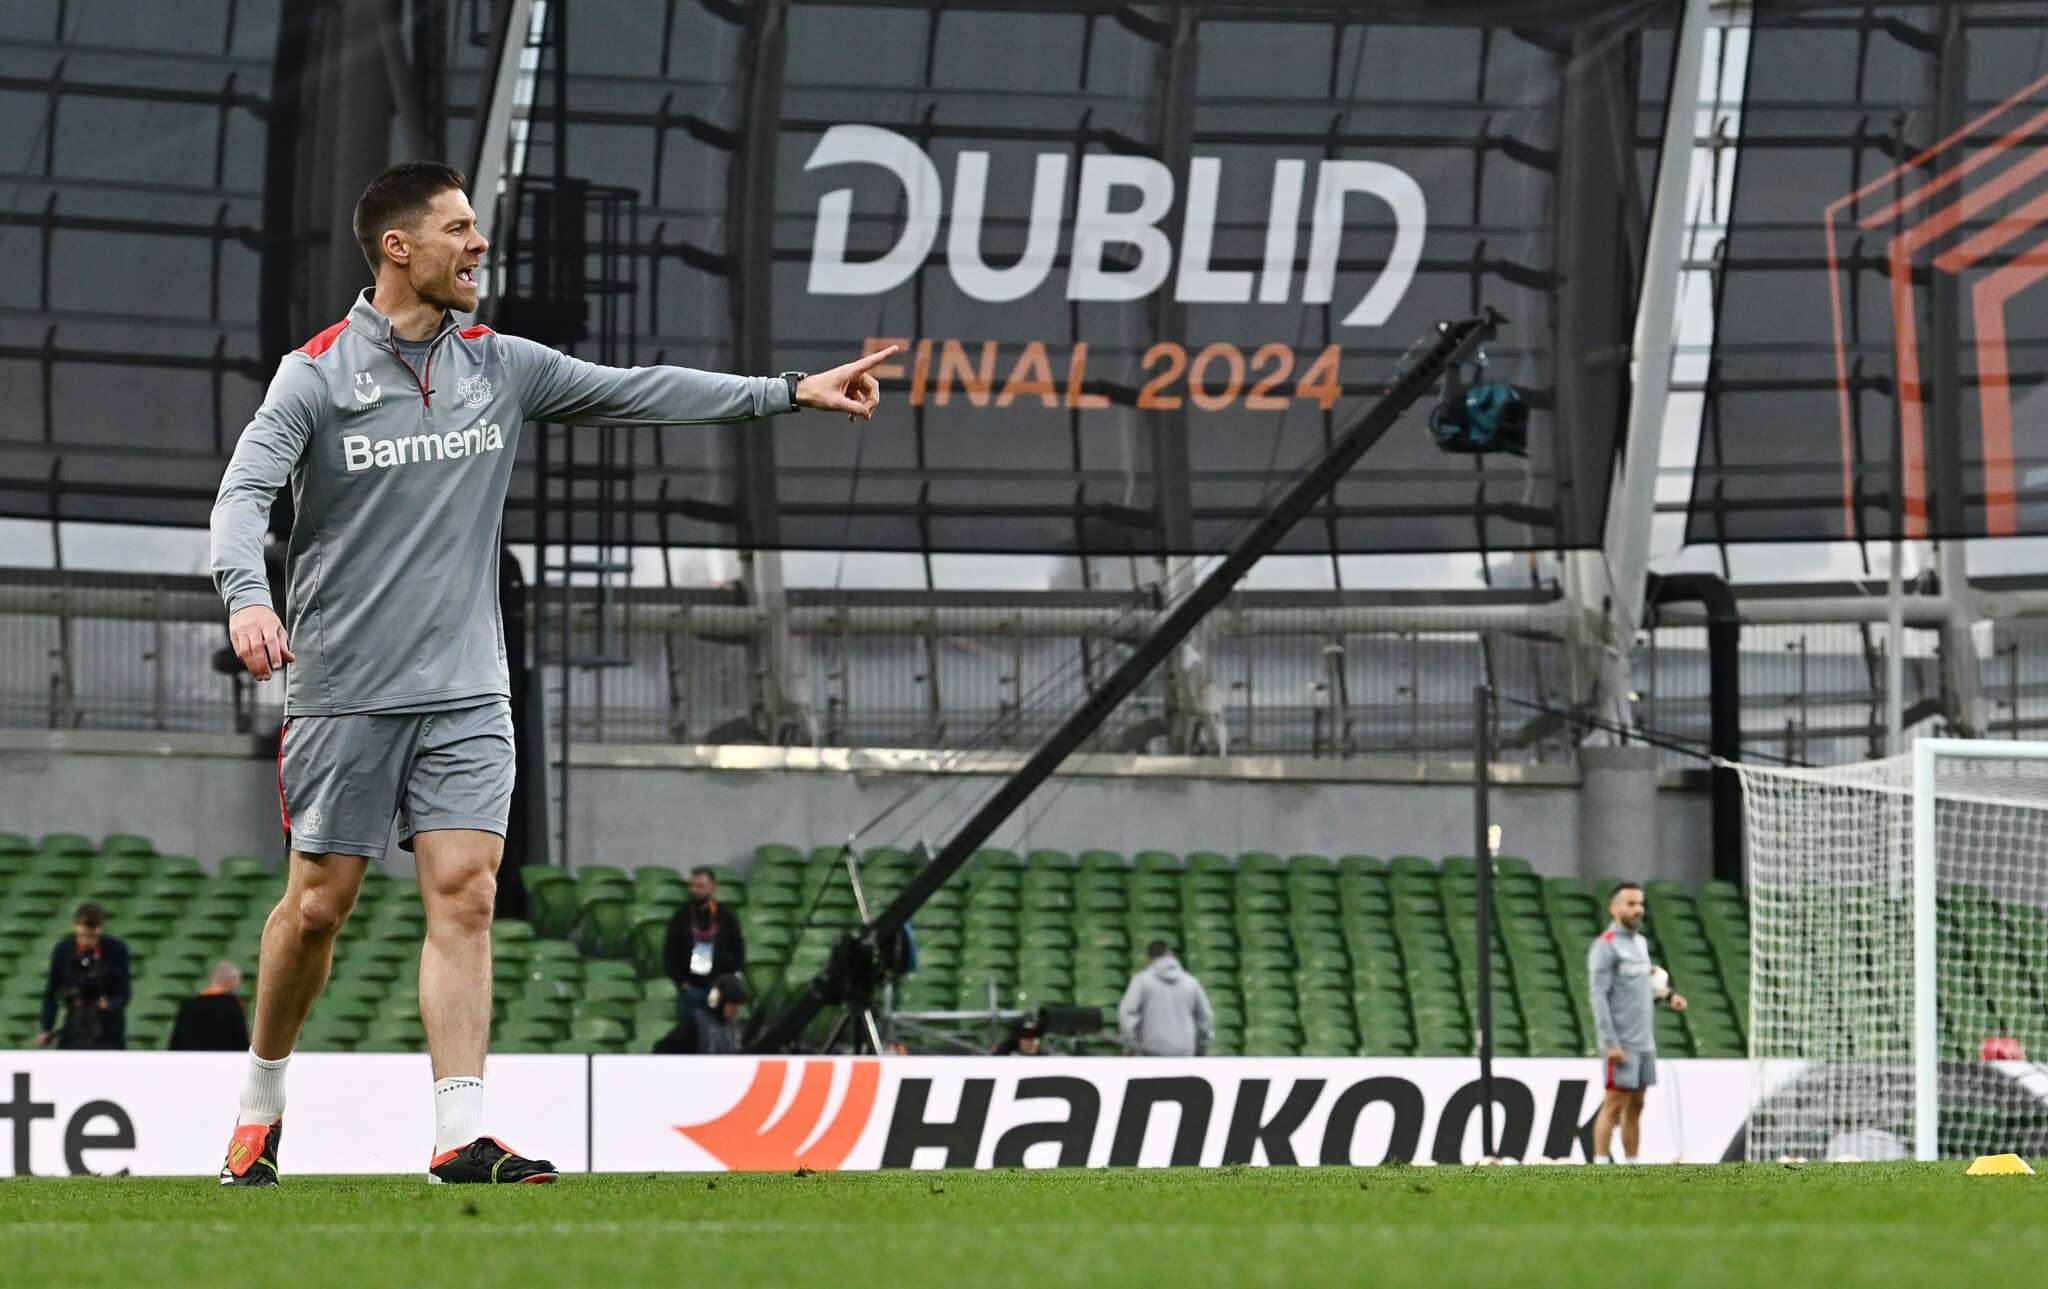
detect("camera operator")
(652, 973), (749, 1055)
(35, 902), (131, 1050)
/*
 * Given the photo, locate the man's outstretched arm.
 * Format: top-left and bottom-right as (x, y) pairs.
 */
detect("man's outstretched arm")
(502, 338), (897, 426)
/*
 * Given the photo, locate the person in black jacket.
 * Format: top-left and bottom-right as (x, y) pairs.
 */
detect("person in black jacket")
(170, 960), (252, 1052)
(36, 902), (130, 1050)
(663, 867), (745, 1020)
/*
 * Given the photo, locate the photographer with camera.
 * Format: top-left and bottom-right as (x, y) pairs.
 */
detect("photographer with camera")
(35, 902), (131, 1050)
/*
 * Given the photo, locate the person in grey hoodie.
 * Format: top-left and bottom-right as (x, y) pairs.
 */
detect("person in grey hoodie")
(1119, 940), (1215, 1057)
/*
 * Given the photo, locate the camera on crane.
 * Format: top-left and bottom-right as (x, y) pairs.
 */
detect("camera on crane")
(1428, 350), (1528, 456)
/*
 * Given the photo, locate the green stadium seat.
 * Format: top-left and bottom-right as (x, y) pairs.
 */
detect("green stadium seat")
(524, 876), (581, 940)
(569, 1016), (630, 1052)
(26, 856), (86, 886)
(218, 856), (276, 883)
(634, 865), (688, 894)
(358, 1020), (424, 1052)
(299, 1016), (365, 1051)
(629, 915), (670, 980)
(576, 863), (630, 887)
(571, 898), (630, 959)
(1132, 850), (1181, 873)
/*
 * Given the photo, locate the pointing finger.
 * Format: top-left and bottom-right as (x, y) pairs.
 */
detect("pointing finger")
(846, 345), (902, 375)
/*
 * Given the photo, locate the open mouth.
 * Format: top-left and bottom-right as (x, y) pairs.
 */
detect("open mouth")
(456, 266), (477, 288)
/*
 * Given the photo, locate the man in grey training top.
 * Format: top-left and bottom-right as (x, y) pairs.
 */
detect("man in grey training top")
(211, 161), (893, 1185)
(1587, 882), (1687, 1164)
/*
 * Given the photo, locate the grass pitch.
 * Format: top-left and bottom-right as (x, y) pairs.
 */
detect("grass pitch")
(4, 1162), (2039, 1288)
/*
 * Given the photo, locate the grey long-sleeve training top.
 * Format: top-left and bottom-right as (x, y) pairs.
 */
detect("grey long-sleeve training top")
(1587, 920), (1659, 1053)
(211, 289), (795, 715)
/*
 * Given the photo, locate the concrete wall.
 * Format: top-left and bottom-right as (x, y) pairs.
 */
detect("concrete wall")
(0, 733), (1716, 885)
(0, 731), (421, 877)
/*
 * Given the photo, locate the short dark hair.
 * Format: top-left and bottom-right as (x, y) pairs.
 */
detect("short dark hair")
(353, 161), (467, 272)
(73, 902), (106, 929)
(1146, 939), (1172, 960)
(1609, 882), (1643, 901)
(690, 866), (717, 882)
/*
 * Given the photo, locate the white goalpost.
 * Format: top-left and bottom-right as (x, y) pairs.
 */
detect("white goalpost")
(1732, 739), (2048, 1162)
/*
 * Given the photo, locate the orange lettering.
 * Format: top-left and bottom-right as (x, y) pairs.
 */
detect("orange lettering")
(1066, 342), (1109, 409)
(1137, 342), (1187, 410)
(1295, 344), (1343, 412)
(1188, 342), (1244, 411)
(909, 338), (933, 405)
(863, 336), (911, 384)
(996, 342), (1059, 408)
(1245, 342), (1292, 410)
(935, 339), (996, 407)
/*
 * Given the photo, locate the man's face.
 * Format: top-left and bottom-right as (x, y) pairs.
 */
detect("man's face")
(1611, 886), (1646, 930)
(72, 922), (100, 951)
(1017, 1034), (1042, 1055)
(721, 1000), (742, 1021)
(393, 187), (487, 313)
(689, 873), (716, 903)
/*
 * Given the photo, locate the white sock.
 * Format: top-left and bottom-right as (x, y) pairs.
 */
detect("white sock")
(434, 1077), (485, 1154)
(239, 1051), (290, 1125)
(1593, 1154), (1612, 1164)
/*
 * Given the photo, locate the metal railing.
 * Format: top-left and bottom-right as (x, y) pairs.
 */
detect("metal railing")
(7, 566), (2035, 768)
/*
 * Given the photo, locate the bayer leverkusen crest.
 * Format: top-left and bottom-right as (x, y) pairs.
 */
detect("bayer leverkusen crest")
(457, 375), (492, 408)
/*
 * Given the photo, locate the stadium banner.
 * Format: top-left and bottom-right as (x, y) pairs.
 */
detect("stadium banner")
(590, 1056), (1755, 1172)
(692, 1), (1676, 555)
(0, 2), (1676, 557)
(42, 1051), (1996, 1177)
(1695, 2), (2048, 543)
(0, 1052), (590, 1178)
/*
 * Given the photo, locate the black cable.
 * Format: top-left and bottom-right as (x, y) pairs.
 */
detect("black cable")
(1490, 692), (1812, 769)
(845, 341), (1434, 860)
(744, 837), (859, 1044)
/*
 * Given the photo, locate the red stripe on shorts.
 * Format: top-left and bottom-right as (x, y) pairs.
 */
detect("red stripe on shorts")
(1605, 1055), (1617, 1091)
(276, 720), (290, 840)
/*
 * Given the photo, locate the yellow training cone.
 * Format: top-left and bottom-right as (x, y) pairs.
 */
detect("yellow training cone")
(1966, 1154), (2036, 1175)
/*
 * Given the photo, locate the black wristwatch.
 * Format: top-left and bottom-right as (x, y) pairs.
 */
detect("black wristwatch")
(780, 371), (807, 409)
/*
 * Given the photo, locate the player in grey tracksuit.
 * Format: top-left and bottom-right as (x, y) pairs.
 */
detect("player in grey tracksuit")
(209, 161), (895, 1187)
(1587, 881), (1687, 1163)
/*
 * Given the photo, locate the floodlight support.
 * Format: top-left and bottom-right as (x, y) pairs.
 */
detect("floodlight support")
(750, 310), (1507, 1053)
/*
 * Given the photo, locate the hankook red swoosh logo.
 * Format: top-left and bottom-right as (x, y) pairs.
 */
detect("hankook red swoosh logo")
(675, 1059), (880, 1171)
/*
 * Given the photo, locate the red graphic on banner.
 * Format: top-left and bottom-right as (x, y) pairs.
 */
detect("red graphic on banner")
(1827, 71), (2048, 538)
(675, 1059), (880, 1171)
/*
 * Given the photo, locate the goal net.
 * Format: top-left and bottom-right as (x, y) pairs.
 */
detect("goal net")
(1733, 741), (2048, 1162)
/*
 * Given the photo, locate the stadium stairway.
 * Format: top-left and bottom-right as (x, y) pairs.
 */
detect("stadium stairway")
(0, 830), (1767, 1058)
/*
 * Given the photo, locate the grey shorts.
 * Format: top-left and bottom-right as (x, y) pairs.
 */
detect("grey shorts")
(278, 700), (514, 858)
(1606, 1049), (1658, 1091)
